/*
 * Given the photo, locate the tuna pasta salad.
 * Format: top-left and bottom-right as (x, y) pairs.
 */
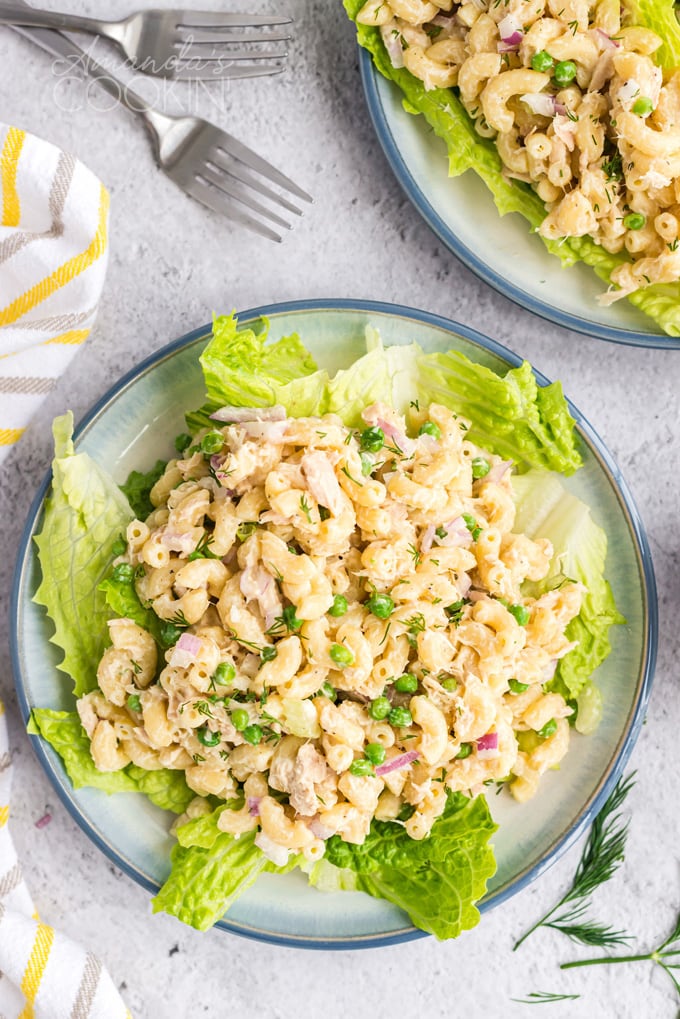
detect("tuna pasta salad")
(29, 314), (623, 938)
(346, 0), (680, 333)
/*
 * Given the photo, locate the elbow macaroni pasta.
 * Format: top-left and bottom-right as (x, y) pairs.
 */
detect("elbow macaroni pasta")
(358, 0), (680, 304)
(81, 401), (584, 862)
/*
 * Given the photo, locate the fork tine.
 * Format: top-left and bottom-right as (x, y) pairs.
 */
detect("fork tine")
(170, 63), (284, 80)
(175, 12), (292, 28)
(199, 164), (293, 230)
(176, 28), (292, 44)
(213, 134), (313, 204)
(207, 148), (303, 216)
(177, 46), (289, 61)
(188, 178), (283, 242)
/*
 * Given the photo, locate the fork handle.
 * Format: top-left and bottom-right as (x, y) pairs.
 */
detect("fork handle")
(0, 3), (121, 41)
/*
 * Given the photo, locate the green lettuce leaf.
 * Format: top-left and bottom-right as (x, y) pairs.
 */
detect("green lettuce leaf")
(324, 792), (497, 940)
(416, 351), (582, 474)
(120, 460), (166, 520)
(29, 709), (194, 813)
(98, 570), (164, 645)
(186, 312), (327, 431)
(344, 0), (680, 336)
(33, 414), (134, 696)
(512, 470), (625, 700)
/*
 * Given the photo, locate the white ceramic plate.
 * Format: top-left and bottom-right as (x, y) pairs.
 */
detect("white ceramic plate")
(360, 53), (680, 349)
(11, 300), (656, 948)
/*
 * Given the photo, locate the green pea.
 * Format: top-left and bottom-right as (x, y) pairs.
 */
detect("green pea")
(321, 681), (337, 702)
(260, 646), (278, 663)
(111, 536), (127, 557)
(388, 706), (413, 728)
(159, 621), (182, 647)
(394, 673), (418, 694)
(360, 452), (374, 476)
(243, 724), (263, 745)
(174, 432), (193, 453)
(435, 526), (448, 539)
(538, 718), (558, 739)
(554, 59), (577, 85)
(418, 421), (441, 440)
(369, 695), (391, 721)
(462, 512), (481, 541)
(127, 694), (142, 713)
(196, 725), (221, 747)
(531, 49), (554, 72)
(349, 758), (375, 776)
(330, 643), (355, 667)
(632, 96), (653, 117)
(471, 457), (490, 479)
(366, 592), (394, 619)
(213, 661), (236, 686)
(231, 708), (250, 731)
(508, 678), (529, 694)
(360, 426), (385, 453)
(396, 802), (415, 821)
(441, 676), (458, 692)
(200, 431), (224, 455)
(112, 563), (134, 582)
(328, 594), (348, 617)
(624, 212), (646, 231)
(508, 603), (530, 626)
(456, 742), (473, 759)
(364, 743), (387, 766)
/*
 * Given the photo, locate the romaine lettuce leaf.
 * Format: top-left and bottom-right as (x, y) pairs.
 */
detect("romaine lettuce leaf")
(153, 804), (302, 930)
(98, 569), (164, 645)
(416, 351), (581, 474)
(33, 413), (134, 697)
(186, 312), (328, 432)
(120, 459), (166, 520)
(324, 792), (497, 940)
(29, 709), (194, 813)
(512, 470), (625, 700)
(344, 0), (680, 336)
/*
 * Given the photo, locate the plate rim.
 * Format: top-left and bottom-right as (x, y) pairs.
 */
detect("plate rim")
(358, 49), (680, 351)
(10, 297), (658, 949)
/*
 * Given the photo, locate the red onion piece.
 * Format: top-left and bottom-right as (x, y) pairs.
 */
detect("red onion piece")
(521, 93), (557, 117)
(210, 404), (286, 423)
(498, 13), (522, 40)
(543, 659), (558, 681)
(477, 731), (499, 752)
(458, 573), (472, 597)
(421, 524), (435, 554)
(240, 420), (289, 443)
(486, 459), (513, 484)
(35, 812), (52, 829)
(376, 418), (416, 457)
(308, 816), (334, 840)
(178, 633), (201, 656)
(375, 750), (419, 777)
(169, 633), (202, 668)
(435, 517), (472, 548)
(594, 27), (619, 48)
(247, 797), (261, 817)
(380, 23), (405, 69)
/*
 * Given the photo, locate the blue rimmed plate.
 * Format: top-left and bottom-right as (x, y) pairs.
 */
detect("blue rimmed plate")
(359, 51), (680, 349)
(10, 299), (656, 948)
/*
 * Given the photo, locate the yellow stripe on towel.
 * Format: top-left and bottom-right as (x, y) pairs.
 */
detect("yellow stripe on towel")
(0, 805), (9, 828)
(0, 427), (25, 446)
(0, 184), (109, 328)
(19, 922), (55, 1018)
(45, 328), (90, 346)
(1, 126), (25, 228)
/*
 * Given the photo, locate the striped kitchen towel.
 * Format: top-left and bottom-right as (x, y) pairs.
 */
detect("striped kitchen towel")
(0, 123), (109, 468)
(0, 701), (132, 1019)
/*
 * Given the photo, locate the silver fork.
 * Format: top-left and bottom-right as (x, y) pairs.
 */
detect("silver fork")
(0, 2), (292, 79)
(15, 20), (312, 240)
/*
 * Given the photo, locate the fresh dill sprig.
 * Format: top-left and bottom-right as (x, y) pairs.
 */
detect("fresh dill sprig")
(511, 991), (581, 1005)
(560, 907), (680, 1001)
(513, 772), (636, 951)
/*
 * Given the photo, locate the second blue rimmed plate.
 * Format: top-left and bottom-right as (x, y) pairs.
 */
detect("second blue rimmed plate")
(11, 299), (656, 948)
(359, 50), (680, 349)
